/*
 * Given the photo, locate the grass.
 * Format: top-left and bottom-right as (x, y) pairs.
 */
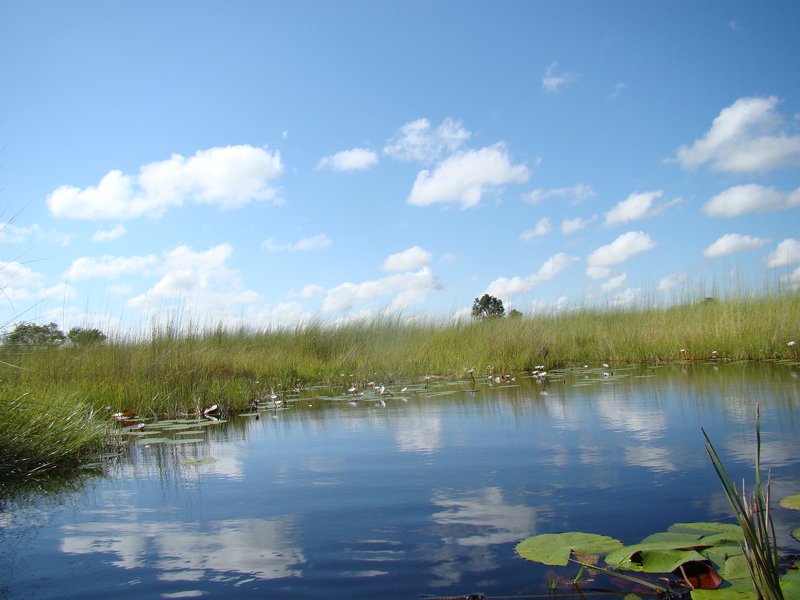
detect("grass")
(704, 403), (784, 600)
(1, 289), (799, 480)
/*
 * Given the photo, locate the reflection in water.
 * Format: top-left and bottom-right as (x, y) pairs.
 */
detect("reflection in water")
(428, 487), (538, 587)
(1, 363), (798, 599)
(61, 515), (304, 581)
(393, 409), (442, 453)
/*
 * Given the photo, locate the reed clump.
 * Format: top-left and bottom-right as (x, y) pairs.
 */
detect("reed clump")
(0, 289), (798, 479)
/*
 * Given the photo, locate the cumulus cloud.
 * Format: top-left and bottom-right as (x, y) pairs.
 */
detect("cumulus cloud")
(47, 145), (284, 220)
(408, 144), (530, 208)
(604, 190), (678, 225)
(91, 224), (126, 242)
(322, 267), (442, 314)
(561, 215), (596, 234)
(485, 252), (578, 297)
(65, 254), (158, 280)
(586, 231), (654, 280)
(127, 244), (263, 313)
(658, 272), (688, 293)
(384, 118), (470, 163)
(611, 287), (642, 309)
(261, 234), (332, 252)
(316, 148), (378, 171)
(542, 61), (579, 92)
(0, 223), (42, 244)
(520, 218), (551, 241)
(702, 184), (800, 217)
(382, 245), (431, 272)
(0, 260), (76, 305)
(289, 284), (326, 299)
(523, 184), (595, 205)
(673, 96), (800, 172)
(601, 273), (627, 292)
(766, 238), (800, 268)
(703, 233), (770, 258)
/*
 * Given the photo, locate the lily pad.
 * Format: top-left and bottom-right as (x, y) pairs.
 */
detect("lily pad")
(690, 589), (756, 600)
(515, 532), (623, 566)
(605, 544), (707, 573)
(793, 527), (800, 542)
(779, 494), (800, 510)
(669, 523), (742, 536)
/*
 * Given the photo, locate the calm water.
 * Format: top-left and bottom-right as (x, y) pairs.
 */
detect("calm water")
(2, 362), (799, 599)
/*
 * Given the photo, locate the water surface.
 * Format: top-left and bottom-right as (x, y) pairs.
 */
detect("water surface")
(2, 362), (799, 599)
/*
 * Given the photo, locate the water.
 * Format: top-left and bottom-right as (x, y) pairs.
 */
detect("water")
(2, 362), (799, 599)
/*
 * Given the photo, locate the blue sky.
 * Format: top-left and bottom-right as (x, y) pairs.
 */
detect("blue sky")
(1, 1), (799, 334)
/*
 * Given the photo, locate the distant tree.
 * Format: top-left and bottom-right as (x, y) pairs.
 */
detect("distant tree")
(472, 294), (505, 320)
(3, 322), (66, 347)
(508, 308), (523, 319)
(67, 326), (107, 346)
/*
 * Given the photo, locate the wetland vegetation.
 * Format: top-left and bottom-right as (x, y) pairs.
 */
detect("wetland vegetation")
(1, 290), (799, 482)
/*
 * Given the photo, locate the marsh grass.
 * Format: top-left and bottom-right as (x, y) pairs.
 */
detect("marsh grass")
(1, 290), (798, 479)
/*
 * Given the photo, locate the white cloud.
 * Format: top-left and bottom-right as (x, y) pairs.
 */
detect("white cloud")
(384, 118), (470, 163)
(611, 287), (642, 309)
(783, 267), (800, 287)
(0, 261), (76, 304)
(586, 231), (655, 280)
(316, 147), (378, 171)
(766, 238), (800, 268)
(0, 223), (42, 244)
(523, 184), (595, 205)
(322, 267), (441, 314)
(127, 245), (268, 323)
(91, 224), (126, 242)
(673, 96), (800, 172)
(601, 273), (626, 292)
(703, 184), (800, 217)
(703, 233), (770, 258)
(604, 190), (677, 225)
(47, 145), (284, 220)
(261, 234), (332, 252)
(381, 245), (431, 272)
(289, 284), (326, 299)
(408, 144), (530, 208)
(65, 254), (158, 280)
(658, 272), (688, 293)
(485, 252), (578, 297)
(520, 218), (551, 241)
(542, 61), (579, 92)
(561, 215), (596, 234)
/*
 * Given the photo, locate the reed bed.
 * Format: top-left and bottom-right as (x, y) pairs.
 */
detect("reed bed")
(1, 290), (798, 479)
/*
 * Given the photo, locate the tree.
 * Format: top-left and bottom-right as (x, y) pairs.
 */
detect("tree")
(508, 308), (523, 319)
(3, 322), (66, 347)
(67, 327), (107, 346)
(472, 294), (505, 320)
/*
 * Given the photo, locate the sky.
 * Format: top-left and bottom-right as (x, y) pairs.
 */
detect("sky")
(1, 1), (799, 335)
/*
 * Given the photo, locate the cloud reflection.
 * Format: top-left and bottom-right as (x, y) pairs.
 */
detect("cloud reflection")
(427, 487), (537, 586)
(61, 517), (304, 581)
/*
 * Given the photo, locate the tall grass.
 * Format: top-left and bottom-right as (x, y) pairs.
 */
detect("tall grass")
(1, 289), (798, 479)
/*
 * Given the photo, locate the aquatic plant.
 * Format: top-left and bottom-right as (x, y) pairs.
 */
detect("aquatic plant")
(703, 404), (784, 600)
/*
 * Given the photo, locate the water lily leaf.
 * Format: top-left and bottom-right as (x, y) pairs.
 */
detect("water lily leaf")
(606, 546), (707, 573)
(779, 494), (800, 510)
(702, 547), (748, 581)
(793, 527), (800, 542)
(515, 532), (623, 566)
(783, 563), (800, 600)
(668, 523), (741, 536)
(690, 589), (756, 600)
(640, 532), (703, 545)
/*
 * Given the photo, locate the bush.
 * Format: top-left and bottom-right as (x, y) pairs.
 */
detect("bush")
(3, 322), (66, 347)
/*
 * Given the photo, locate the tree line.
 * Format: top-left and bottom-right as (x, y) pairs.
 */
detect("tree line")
(2, 322), (107, 347)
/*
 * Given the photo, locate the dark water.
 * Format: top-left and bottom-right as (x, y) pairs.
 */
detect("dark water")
(2, 362), (799, 599)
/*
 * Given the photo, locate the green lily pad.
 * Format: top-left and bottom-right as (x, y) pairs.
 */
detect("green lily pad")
(605, 544), (707, 573)
(515, 532), (623, 566)
(669, 523), (742, 536)
(793, 527), (800, 542)
(779, 494), (800, 510)
(690, 589), (756, 600)
(783, 562), (800, 600)
(640, 532), (703, 545)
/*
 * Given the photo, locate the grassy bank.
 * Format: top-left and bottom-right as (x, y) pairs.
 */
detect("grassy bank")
(1, 291), (799, 479)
